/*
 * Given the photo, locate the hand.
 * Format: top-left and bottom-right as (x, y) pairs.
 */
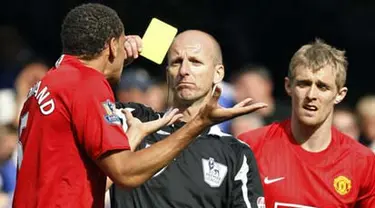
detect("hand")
(196, 86), (268, 126)
(124, 35), (143, 66)
(122, 108), (183, 151)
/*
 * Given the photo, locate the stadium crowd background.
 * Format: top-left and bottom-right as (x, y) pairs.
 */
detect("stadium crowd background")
(0, 0), (375, 207)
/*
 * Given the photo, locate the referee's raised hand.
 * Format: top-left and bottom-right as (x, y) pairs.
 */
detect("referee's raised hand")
(123, 35), (143, 66)
(196, 86), (268, 126)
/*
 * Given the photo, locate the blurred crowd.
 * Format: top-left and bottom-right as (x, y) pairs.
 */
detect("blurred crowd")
(1, 26), (375, 208)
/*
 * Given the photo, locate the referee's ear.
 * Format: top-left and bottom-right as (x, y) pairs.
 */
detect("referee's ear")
(213, 64), (224, 85)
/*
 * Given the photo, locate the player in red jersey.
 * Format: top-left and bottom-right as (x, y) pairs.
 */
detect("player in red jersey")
(13, 3), (267, 208)
(239, 39), (375, 207)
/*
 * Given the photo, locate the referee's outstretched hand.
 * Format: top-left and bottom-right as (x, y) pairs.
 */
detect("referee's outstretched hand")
(196, 86), (268, 126)
(122, 108), (183, 151)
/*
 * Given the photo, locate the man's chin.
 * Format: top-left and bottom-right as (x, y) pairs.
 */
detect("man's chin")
(177, 92), (195, 100)
(298, 116), (322, 127)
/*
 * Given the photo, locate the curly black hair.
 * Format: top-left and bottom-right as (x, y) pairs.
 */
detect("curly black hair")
(61, 3), (124, 60)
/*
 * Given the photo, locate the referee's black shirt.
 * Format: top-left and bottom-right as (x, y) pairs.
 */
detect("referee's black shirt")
(111, 102), (264, 208)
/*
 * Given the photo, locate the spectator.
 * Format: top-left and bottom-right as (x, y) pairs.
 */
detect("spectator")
(116, 68), (153, 104)
(0, 124), (17, 165)
(216, 81), (236, 133)
(0, 90), (16, 125)
(356, 95), (375, 151)
(0, 26), (35, 125)
(0, 124), (18, 208)
(333, 104), (360, 140)
(231, 64), (291, 124)
(13, 60), (48, 127)
(0, 60), (48, 126)
(145, 80), (168, 112)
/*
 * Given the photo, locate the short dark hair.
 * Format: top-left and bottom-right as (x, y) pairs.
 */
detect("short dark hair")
(61, 3), (124, 60)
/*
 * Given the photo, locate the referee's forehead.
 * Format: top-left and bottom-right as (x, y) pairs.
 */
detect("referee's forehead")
(169, 34), (212, 59)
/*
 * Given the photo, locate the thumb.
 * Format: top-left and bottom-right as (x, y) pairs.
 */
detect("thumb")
(210, 85), (222, 104)
(122, 109), (134, 126)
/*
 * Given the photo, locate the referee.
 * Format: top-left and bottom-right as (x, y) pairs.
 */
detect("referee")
(110, 30), (265, 208)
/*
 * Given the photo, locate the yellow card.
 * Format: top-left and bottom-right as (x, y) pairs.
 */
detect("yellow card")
(140, 18), (178, 64)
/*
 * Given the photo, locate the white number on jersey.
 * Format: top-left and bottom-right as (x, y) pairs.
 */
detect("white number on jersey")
(275, 202), (316, 208)
(17, 112), (29, 170)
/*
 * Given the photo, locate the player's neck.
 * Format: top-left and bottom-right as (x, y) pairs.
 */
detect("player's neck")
(79, 57), (106, 74)
(291, 115), (333, 153)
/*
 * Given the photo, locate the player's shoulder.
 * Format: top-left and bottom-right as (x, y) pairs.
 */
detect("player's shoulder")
(334, 131), (375, 178)
(335, 129), (374, 157)
(73, 68), (107, 90)
(238, 119), (290, 148)
(52, 57), (107, 88)
(44, 67), (104, 96)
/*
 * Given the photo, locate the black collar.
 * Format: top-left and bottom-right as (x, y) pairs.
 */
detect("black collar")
(168, 121), (211, 135)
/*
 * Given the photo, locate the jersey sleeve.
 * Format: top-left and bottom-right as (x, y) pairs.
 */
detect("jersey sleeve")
(357, 153), (375, 207)
(71, 86), (130, 160)
(231, 141), (264, 208)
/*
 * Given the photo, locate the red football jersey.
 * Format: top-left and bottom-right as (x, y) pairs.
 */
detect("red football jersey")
(238, 120), (375, 208)
(13, 55), (130, 208)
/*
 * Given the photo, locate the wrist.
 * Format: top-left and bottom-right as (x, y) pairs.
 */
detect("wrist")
(140, 128), (149, 140)
(189, 115), (210, 129)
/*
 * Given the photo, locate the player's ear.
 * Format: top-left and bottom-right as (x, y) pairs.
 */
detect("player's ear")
(213, 64), (224, 85)
(334, 86), (348, 104)
(284, 77), (292, 96)
(108, 37), (119, 61)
